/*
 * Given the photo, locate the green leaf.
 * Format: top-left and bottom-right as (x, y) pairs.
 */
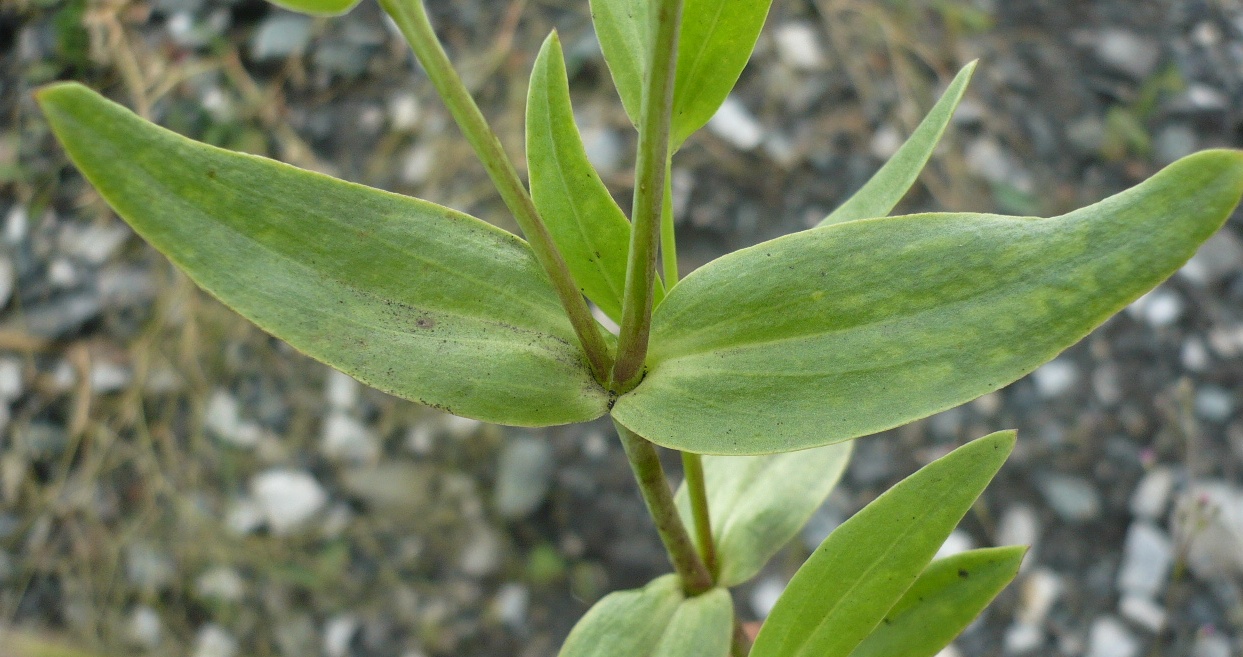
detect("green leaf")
(559, 575), (733, 657)
(612, 150), (1243, 454)
(671, 0), (774, 148)
(591, 0), (773, 147)
(848, 546), (1026, 657)
(674, 442), (852, 587)
(821, 62), (976, 227)
(527, 33), (659, 324)
(38, 83), (610, 427)
(590, 0), (650, 126)
(750, 431), (1015, 657)
(266, 0), (360, 16)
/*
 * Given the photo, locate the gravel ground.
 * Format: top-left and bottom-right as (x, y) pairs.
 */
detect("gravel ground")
(2, 0), (1243, 656)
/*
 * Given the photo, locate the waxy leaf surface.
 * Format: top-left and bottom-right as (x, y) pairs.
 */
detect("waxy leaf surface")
(558, 575), (733, 657)
(39, 83), (610, 426)
(848, 546), (1026, 657)
(591, 0), (772, 146)
(266, 0), (359, 16)
(674, 441), (852, 586)
(821, 62), (976, 226)
(613, 150), (1243, 454)
(751, 431), (1015, 657)
(527, 33), (655, 323)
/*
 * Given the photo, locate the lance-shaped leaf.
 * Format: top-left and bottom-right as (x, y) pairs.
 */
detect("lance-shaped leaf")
(38, 83), (610, 426)
(821, 61), (976, 227)
(848, 546), (1026, 657)
(674, 441), (852, 587)
(613, 150), (1243, 454)
(750, 431), (1015, 657)
(266, 0), (360, 16)
(559, 575), (733, 657)
(591, 0), (773, 147)
(671, 0), (774, 148)
(527, 32), (655, 323)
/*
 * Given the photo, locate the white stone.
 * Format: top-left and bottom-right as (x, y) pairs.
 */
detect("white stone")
(997, 505), (1040, 560)
(1015, 569), (1062, 626)
(1181, 337), (1210, 371)
(1194, 385), (1234, 423)
(1173, 481), (1243, 578)
(1094, 29), (1160, 80)
(459, 526), (502, 577)
(195, 566), (246, 603)
(1118, 594), (1166, 632)
(205, 390), (250, 447)
(127, 605), (162, 648)
(225, 497), (265, 536)
(1032, 359), (1078, 398)
(66, 224), (130, 264)
(1037, 474), (1101, 522)
(935, 530), (976, 559)
(935, 646), (963, 657)
(1192, 633), (1232, 657)
(0, 358), (22, 402)
(1117, 522), (1173, 598)
(251, 470), (328, 535)
(493, 583), (529, 630)
(4, 206), (27, 244)
(750, 576), (786, 618)
(388, 93), (422, 132)
(0, 254), (11, 308)
(1004, 621), (1043, 655)
(870, 124), (904, 160)
(90, 362), (132, 393)
(323, 614), (358, 657)
(773, 22), (826, 70)
(1129, 467), (1174, 520)
(443, 414), (482, 439)
(406, 423), (435, 455)
(709, 96), (764, 151)
(400, 145), (437, 185)
(48, 258), (77, 288)
(321, 411), (379, 463)
(1085, 616), (1139, 657)
(194, 624), (238, 657)
(325, 370), (359, 410)
(1127, 289), (1183, 328)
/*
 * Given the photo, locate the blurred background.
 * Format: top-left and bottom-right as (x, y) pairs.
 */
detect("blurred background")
(1, 0), (1242, 655)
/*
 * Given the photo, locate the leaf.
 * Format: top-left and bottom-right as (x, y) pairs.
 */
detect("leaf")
(821, 62), (976, 227)
(674, 442), (853, 587)
(612, 150), (1243, 454)
(591, 0), (773, 147)
(38, 83), (610, 427)
(671, 0), (774, 148)
(559, 575), (733, 657)
(527, 33), (659, 324)
(590, 0), (650, 125)
(848, 546), (1026, 657)
(750, 431), (1015, 657)
(265, 0), (360, 16)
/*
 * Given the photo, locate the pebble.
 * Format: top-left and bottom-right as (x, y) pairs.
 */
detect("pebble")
(1117, 522), (1173, 598)
(195, 566), (246, 604)
(4, 206), (26, 245)
(339, 462), (433, 512)
(1066, 116), (1106, 155)
(1092, 363), (1122, 406)
(127, 605), (162, 648)
(1182, 337), (1210, 371)
(1126, 289), (1183, 328)
(1129, 467), (1174, 520)
(1192, 632), (1232, 657)
(1016, 569), (1062, 627)
(325, 370), (360, 410)
(225, 497), (266, 536)
(1182, 232), (1243, 286)
(1194, 385), (1234, 423)
(580, 123), (625, 176)
(1119, 594), (1166, 632)
(493, 436), (554, 519)
(250, 14), (314, 61)
(125, 543), (176, 592)
(708, 96), (764, 151)
(321, 411), (380, 463)
(194, 624), (239, 657)
(400, 145), (436, 185)
(935, 530), (976, 560)
(443, 414), (482, 440)
(47, 258), (77, 288)
(323, 614), (359, 657)
(0, 254), (12, 308)
(997, 504), (1041, 559)
(492, 583), (529, 630)
(1153, 123), (1197, 165)
(459, 526), (502, 577)
(1004, 621), (1042, 655)
(205, 389), (258, 449)
(64, 224), (130, 265)
(1037, 473), (1101, 522)
(870, 124), (904, 161)
(251, 470), (328, 535)
(13, 292), (102, 338)
(0, 358), (22, 402)
(750, 576), (786, 618)
(773, 22), (826, 70)
(1085, 616), (1139, 657)
(90, 362), (132, 393)
(1093, 29), (1160, 80)
(1174, 481), (1243, 578)
(1032, 359), (1078, 398)
(388, 92), (422, 132)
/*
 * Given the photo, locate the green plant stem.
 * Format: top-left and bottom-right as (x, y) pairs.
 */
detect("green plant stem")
(379, 0), (612, 383)
(680, 451), (718, 577)
(731, 620), (754, 657)
(611, 0), (684, 390)
(660, 158), (678, 285)
(614, 420), (714, 595)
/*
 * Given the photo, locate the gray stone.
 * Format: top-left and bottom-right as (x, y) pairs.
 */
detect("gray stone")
(250, 14), (313, 61)
(11, 292), (102, 338)
(0, 253), (12, 309)
(98, 266), (158, 307)
(1085, 616), (1139, 657)
(0, 357), (22, 402)
(494, 436), (554, 519)
(1181, 231), (1243, 286)
(206, 389), (257, 449)
(194, 625), (238, 657)
(750, 576), (786, 618)
(321, 411), (379, 463)
(997, 504), (1040, 561)
(1066, 116), (1106, 155)
(1092, 363), (1122, 406)
(388, 92), (422, 132)
(340, 462), (434, 512)
(313, 42), (371, 77)
(708, 96), (764, 151)
(1117, 522), (1173, 597)
(1126, 289), (1182, 328)
(459, 526), (502, 577)
(1032, 359), (1078, 398)
(225, 497), (265, 536)
(90, 362), (132, 394)
(935, 530), (976, 560)
(1037, 473), (1101, 522)
(251, 469), (328, 535)
(195, 566), (246, 603)
(1174, 481), (1243, 578)
(1192, 633), (1232, 657)
(63, 223), (130, 265)
(127, 605), (163, 649)
(773, 22), (826, 71)
(1118, 594), (1165, 632)
(325, 370), (360, 410)
(126, 543), (176, 592)
(1094, 29), (1160, 80)
(1194, 385), (1235, 423)
(323, 614), (359, 657)
(1181, 337), (1210, 371)
(492, 583), (529, 630)
(1130, 467), (1174, 520)
(1153, 124), (1197, 166)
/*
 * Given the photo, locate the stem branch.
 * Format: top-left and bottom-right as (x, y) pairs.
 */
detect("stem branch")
(680, 452), (718, 578)
(611, 0), (684, 390)
(379, 0), (612, 382)
(614, 420), (714, 595)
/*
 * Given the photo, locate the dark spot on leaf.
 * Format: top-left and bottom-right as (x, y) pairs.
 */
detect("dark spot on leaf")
(958, 569), (970, 578)
(416, 317), (435, 329)
(207, 169), (217, 179)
